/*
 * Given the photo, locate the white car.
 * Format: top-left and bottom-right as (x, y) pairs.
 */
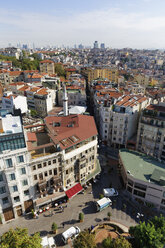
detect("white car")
(62, 226), (80, 244)
(103, 188), (118, 197)
(41, 236), (56, 248)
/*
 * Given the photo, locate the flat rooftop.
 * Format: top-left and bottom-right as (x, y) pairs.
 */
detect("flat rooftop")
(119, 149), (165, 186)
(0, 115), (22, 135)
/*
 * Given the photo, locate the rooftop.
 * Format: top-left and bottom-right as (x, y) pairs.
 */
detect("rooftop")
(119, 149), (165, 186)
(45, 114), (97, 150)
(0, 115), (22, 135)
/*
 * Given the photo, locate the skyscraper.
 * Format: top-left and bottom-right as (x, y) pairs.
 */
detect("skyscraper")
(100, 43), (105, 49)
(93, 41), (99, 49)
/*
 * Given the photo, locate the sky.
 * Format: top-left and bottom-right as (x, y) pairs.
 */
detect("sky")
(1, 0), (165, 49)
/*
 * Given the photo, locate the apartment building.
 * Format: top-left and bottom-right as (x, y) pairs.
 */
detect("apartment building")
(26, 114), (100, 209)
(119, 149), (165, 212)
(0, 114), (33, 224)
(26, 87), (40, 110)
(40, 60), (55, 74)
(109, 95), (150, 148)
(86, 68), (118, 83)
(58, 86), (86, 107)
(2, 94), (28, 114)
(34, 88), (56, 117)
(136, 103), (165, 161)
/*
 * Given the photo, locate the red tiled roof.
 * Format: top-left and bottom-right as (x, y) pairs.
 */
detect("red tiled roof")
(35, 88), (48, 95)
(18, 85), (30, 91)
(10, 82), (25, 86)
(65, 183), (83, 199)
(9, 71), (23, 76)
(146, 104), (165, 112)
(40, 60), (54, 64)
(45, 114), (98, 150)
(27, 132), (37, 142)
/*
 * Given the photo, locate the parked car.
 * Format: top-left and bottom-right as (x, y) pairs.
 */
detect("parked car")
(103, 188), (118, 197)
(41, 236), (56, 248)
(62, 226), (80, 244)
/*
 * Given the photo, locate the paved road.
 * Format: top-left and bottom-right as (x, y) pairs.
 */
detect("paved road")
(0, 164), (138, 247)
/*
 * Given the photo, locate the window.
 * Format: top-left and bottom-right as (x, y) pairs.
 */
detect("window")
(22, 179), (28, 186)
(17, 155), (24, 163)
(6, 158), (13, 168)
(49, 170), (52, 175)
(38, 164), (42, 169)
(14, 196), (20, 203)
(10, 173), (15, 181)
(0, 186), (6, 194)
(12, 185), (18, 192)
(133, 189), (145, 198)
(24, 190), (29, 196)
(53, 159), (56, 164)
(0, 174), (3, 182)
(44, 172), (48, 177)
(33, 165), (36, 170)
(54, 168), (57, 175)
(34, 175), (37, 180)
(20, 168), (26, 175)
(2, 197), (8, 205)
(43, 162), (47, 167)
(48, 161), (51, 166)
(66, 170), (68, 175)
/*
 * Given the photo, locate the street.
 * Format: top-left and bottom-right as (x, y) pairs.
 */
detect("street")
(0, 159), (139, 247)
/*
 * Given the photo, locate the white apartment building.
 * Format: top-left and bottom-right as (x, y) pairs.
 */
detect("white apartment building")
(136, 103), (165, 161)
(0, 115), (32, 224)
(2, 94), (28, 114)
(58, 87), (86, 107)
(109, 95), (150, 148)
(34, 88), (56, 117)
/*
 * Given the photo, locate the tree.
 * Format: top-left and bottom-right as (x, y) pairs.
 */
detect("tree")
(30, 109), (38, 117)
(107, 212), (111, 221)
(79, 212), (84, 222)
(0, 228), (41, 248)
(113, 237), (132, 248)
(129, 220), (164, 248)
(55, 64), (66, 77)
(73, 230), (96, 248)
(51, 222), (58, 234)
(102, 236), (112, 248)
(99, 194), (104, 199)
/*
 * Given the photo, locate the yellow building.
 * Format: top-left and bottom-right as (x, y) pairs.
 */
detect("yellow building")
(40, 60), (55, 74)
(86, 68), (118, 82)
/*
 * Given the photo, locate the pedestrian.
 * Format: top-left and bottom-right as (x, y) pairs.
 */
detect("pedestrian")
(62, 222), (65, 228)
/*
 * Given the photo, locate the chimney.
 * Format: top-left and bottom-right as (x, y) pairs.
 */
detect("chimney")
(62, 85), (68, 116)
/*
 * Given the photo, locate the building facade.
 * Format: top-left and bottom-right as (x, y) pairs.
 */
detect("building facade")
(119, 149), (165, 213)
(136, 103), (165, 161)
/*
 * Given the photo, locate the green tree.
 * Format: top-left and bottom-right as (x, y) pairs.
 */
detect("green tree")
(73, 230), (96, 248)
(102, 236), (113, 248)
(0, 228), (41, 248)
(113, 237), (132, 248)
(51, 222), (58, 234)
(79, 212), (84, 222)
(107, 212), (111, 221)
(55, 64), (66, 77)
(129, 221), (164, 248)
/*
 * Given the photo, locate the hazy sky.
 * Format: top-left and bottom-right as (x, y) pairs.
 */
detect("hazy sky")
(1, 0), (165, 48)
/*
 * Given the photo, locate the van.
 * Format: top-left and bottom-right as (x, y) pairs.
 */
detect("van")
(62, 226), (80, 244)
(95, 197), (112, 212)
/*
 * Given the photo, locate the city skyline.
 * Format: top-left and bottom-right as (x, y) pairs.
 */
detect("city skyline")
(1, 0), (165, 49)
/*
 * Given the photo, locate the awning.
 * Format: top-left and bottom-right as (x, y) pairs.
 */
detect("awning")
(65, 183), (83, 199)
